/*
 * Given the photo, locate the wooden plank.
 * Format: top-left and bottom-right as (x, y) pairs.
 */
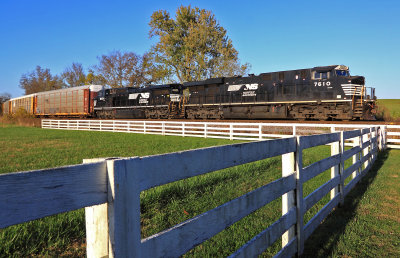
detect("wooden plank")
(343, 129), (361, 140)
(111, 159), (141, 257)
(304, 194), (340, 240)
(274, 237), (297, 258)
(343, 174), (362, 197)
(83, 158), (110, 258)
(302, 154), (340, 183)
(282, 152), (295, 248)
(295, 136), (305, 255)
(361, 152), (371, 164)
(343, 160), (361, 180)
(362, 140), (370, 150)
(330, 137), (340, 200)
(361, 128), (370, 134)
(0, 162), (107, 229)
(342, 146), (361, 161)
(229, 207), (297, 258)
(131, 138), (296, 191)
(299, 133), (340, 149)
(141, 174), (296, 257)
(304, 176), (340, 213)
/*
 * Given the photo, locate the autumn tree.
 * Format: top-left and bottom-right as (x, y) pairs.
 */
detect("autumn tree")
(94, 50), (145, 88)
(148, 5), (250, 83)
(19, 66), (63, 94)
(0, 93), (11, 104)
(61, 62), (86, 87)
(0, 92), (11, 114)
(85, 68), (106, 85)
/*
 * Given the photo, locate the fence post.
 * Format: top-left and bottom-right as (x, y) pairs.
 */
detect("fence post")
(110, 158), (141, 257)
(358, 129), (363, 176)
(383, 126), (387, 149)
(295, 136), (304, 256)
(204, 123), (208, 138)
(144, 121), (147, 134)
(230, 124), (233, 140)
(363, 130), (369, 171)
(338, 132), (345, 206)
(83, 158), (111, 258)
(352, 135), (360, 179)
(162, 122), (165, 136)
(259, 124), (262, 140)
(282, 151), (295, 248)
(330, 128), (339, 201)
(330, 131), (340, 200)
(182, 123), (185, 137)
(292, 125), (296, 136)
(85, 157), (142, 258)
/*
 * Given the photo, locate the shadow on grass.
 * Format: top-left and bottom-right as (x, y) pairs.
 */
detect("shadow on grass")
(302, 149), (389, 257)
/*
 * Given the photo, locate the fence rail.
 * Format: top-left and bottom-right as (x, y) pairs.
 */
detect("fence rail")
(42, 119), (398, 149)
(1, 124), (385, 257)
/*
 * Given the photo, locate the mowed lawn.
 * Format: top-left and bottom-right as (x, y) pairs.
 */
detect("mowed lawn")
(0, 125), (399, 257)
(377, 99), (400, 120)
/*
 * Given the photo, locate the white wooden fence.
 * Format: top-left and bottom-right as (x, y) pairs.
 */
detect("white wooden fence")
(41, 119), (398, 149)
(0, 125), (384, 257)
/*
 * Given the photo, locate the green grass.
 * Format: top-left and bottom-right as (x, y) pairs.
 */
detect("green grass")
(377, 99), (400, 121)
(0, 125), (398, 257)
(303, 149), (400, 257)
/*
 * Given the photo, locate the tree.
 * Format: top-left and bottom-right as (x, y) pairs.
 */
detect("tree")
(0, 93), (11, 104)
(61, 63), (86, 87)
(85, 68), (106, 85)
(94, 50), (145, 88)
(0, 92), (11, 114)
(148, 5), (250, 83)
(19, 66), (63, 94)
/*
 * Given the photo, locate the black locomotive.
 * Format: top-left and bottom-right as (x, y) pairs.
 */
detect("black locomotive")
(94, 65), (376, 120)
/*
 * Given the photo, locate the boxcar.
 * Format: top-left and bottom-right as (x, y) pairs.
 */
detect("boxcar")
(35, 85), (103, 117)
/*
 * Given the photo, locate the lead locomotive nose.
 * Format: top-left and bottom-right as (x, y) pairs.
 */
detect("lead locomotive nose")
(351, 76), (365, 85)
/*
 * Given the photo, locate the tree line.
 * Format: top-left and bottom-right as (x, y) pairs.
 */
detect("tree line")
(19, 6), (250, 95)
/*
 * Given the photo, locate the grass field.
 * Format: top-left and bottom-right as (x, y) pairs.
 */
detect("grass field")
(376, 99), (400, 121)
(0, 125), (398, 257)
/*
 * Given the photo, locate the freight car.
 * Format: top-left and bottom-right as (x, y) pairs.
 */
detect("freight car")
(2, 85), (103, 117)
(2, 94), (35, 115)
(94, 65), (376, 120)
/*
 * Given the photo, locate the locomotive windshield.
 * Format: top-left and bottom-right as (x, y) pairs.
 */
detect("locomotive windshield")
(314, 72), (328, 79)
(336, 70), (349, 76)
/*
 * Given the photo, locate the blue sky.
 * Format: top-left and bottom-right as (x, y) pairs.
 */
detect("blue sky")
(0, 0), (399, 98)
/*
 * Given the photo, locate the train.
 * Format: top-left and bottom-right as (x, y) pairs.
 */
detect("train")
(2, 85), (103, 117)
(2, 65), (376, 120)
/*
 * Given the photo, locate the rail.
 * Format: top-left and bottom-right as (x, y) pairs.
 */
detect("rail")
(42, 119), (397, 149)
(1, 126), (383, 257)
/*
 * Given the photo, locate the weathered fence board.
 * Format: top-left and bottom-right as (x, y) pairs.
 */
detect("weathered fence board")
(342, 146), (362, 161)
(0, 162), (107, 228)
(343, 129), (362, 139)
(300, 133), (340, 149)
(131, 138), (297, 191)
(343, 160), (362, 180)
(275, 237), (298, 258)
(302, 154), (341, 183)
(304, 194), (341, 240)
(303, 176), (341, 213)
(141, 175), (296, 257)
(229, 207), (297, 258)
